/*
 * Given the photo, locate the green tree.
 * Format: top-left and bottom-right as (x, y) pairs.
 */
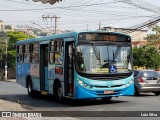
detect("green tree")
(7, 31), (34, 51)
(152, 26), (160, 34)
(133, 45), (160, 70)
(0, 32), (7, 70)
(145, 25), (160, 52)
(133, 47), (146, 67)
(6, 31), (35, 68)
(0, 32), (6, 52)
(0, 38), (5, 52)
(139, 25), (160, 70)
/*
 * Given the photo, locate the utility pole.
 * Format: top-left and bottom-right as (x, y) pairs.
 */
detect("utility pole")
(31, 22), (47, 34)
(1, 24), (8, 80)
(4, 37), (8, 80)
(99, 22), (101, 30)
(86, 24), (89, 31)
(42, 15), (60, 34)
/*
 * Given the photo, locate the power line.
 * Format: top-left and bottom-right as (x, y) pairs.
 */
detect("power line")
(0, 1), (124, 11)
(42, 15), (60, 34)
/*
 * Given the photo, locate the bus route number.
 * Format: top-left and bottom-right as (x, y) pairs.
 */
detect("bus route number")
(104, 35), (117, 41)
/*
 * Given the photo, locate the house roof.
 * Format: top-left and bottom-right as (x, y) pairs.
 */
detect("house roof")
(32, 0), (62, 5)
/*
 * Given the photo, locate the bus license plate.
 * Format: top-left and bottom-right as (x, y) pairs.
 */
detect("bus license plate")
(104, 90), (114, 94)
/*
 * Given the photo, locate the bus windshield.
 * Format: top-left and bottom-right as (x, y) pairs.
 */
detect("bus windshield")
(76, 44), (132, 74)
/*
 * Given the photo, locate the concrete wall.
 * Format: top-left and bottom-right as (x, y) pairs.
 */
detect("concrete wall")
(8, 68), (16, 79)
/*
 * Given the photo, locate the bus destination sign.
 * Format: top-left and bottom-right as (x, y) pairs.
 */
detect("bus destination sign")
(78, 33), (131, 42)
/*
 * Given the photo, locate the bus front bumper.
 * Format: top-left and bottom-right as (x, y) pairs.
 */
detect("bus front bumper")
(74, 84), (134, 99)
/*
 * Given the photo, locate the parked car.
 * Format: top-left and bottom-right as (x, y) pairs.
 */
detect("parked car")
(133, 70), (160, 96)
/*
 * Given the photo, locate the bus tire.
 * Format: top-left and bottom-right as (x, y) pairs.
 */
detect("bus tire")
(55, 84), (63, 102)
(154, 92), (160, 96)
(27, 78), (34, 96)
(101, 97), (112, 102)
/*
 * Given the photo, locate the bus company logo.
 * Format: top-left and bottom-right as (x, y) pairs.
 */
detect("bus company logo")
(90, 81), (106, 85)
(108, 84), (112, 88)
(2, 112), (11, 117)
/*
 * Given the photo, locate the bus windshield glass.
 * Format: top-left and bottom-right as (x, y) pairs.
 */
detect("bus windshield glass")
(76, 44), (132, 74)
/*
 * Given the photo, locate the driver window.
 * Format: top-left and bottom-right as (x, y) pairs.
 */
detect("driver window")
(76, 52), (85, 71)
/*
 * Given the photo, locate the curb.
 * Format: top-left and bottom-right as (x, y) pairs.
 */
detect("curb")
(6, 79), (16, 82)
(0, 79), (16, 82)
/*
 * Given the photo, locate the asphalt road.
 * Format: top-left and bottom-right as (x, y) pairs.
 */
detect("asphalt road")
(0, 80), (160, 120)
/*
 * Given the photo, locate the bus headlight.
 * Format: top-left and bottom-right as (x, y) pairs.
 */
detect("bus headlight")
(77, 78), (93, 89)
(78, 79), (83, 85)
(128, 79), (134, 85)
(124, 79), (134, 88)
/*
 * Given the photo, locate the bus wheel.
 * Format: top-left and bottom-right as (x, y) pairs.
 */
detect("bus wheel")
(154, 92), (160, 96)
(101, 97), (112, 102)
(55, 85), (63, 102)
(27, 79), (34, 96)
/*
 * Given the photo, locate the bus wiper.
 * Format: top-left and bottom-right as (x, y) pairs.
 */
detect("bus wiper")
(114, 45), (121, 59)
(91, 42), (102, 66)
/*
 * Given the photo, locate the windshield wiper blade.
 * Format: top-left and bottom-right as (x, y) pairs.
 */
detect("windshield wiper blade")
(91, 42), (101, 66)
(114, 45), (121, 59)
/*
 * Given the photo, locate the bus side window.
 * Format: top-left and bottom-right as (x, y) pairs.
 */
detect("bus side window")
(24, 44), (30, 63)
(22, 45), (25, 63)
(31, 43), (39, 64)
(54, 40), (63, 65)
(49, 41), (54, 64)
(29, 44), (33, 63)
(49, 53), (54, 64)
(17, 46), (19, 62)
(18, 45), (23, 63)
(49, 40), (64, 65)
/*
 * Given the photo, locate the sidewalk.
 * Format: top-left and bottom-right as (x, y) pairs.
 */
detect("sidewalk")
(0, 78), (16, 82)
(0, 99), (78, 120)
(6, 79), (16, 82)
(0, 99), (24, 111)
(0, 78), (23, 111)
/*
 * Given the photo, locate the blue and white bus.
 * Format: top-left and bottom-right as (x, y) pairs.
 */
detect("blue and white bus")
(16, 31), (134, 102)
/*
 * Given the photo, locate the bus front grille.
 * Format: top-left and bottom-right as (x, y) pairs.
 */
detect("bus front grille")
(94, 84), (124, 88)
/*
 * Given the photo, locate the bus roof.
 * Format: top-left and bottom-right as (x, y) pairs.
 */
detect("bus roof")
(16, 32), (78, 45)
(16, 31), (131, 45)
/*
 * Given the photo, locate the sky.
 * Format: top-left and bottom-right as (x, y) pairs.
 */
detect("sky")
(0, 0), (160, 32)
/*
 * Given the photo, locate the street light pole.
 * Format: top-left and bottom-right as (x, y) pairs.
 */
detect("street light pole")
(0, 23), (8, 80)
(4, 37), (8, 80)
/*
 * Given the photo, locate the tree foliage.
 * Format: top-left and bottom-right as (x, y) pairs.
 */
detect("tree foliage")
(0, 32), (7, 52)
(133, 45), (160, 70)
(135, 25), (160, 70)
(7, 31), (34, 51)
(145, 25), (160, 47)
(152, 26), (160, 34)
(1, 31), (35, 68)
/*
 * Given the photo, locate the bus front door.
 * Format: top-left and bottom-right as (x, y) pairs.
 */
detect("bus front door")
(64, 41), (74, 97)
(40, 44), (49, 92)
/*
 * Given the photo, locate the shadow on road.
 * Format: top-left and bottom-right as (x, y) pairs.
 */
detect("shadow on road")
(0, 94), (127, 110)
(131, 93), (156, 97)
